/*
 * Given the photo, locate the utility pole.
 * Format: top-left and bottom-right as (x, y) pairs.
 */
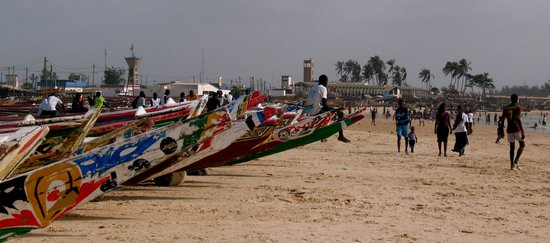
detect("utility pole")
(42, 57), (49, 91)
(92, 64), (95, 86)
(201, 48), (205, 83)
(25, 67), (28, 84)
(50, 65), (53, 93)
(104, 48), (107, 70)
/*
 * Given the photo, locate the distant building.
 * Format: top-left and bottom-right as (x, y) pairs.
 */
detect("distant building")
(36, 80), (88, 93)
(268, 75), (294, 97)
(5, 74), (19, 88)
(141, 81), (229, 98)
(303, 58), (314, 83)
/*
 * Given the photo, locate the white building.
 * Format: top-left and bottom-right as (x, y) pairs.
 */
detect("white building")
(142, 82), (229, 98)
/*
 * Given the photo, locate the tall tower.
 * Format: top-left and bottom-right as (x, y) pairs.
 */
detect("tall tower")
(303, 58), (314, 82)
(125, 44), (141, 94)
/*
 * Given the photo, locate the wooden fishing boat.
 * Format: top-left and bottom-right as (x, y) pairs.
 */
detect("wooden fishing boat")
(226, 108), (366, 166)
(173, 106), (288, 173)
(0, 126), (49, 181)
(0, 101), (195, 132)
(8, 108), (102, 178)
(122, 92), (267, 186)
(0, 105), (233, 240)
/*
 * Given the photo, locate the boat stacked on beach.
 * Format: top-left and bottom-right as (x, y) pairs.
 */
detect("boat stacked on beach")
(0, 91), (364, 241)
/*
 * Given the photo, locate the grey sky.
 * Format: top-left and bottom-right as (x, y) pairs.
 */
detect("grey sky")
(1, 0), (549, 89)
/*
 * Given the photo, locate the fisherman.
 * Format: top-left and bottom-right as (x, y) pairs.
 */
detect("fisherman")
(132, 91), (147, 109)
(179, 92), (187, 103)
(306, 74), (350, 143)
(42, 93), (65, 117)
(71, 92), (87, 112)
(151, 92), (161, 107)
(206, 91), (221, 112)
(94, 91), (114, 110)
(161, 89), (176, 105)
(187, 90), (198, 101)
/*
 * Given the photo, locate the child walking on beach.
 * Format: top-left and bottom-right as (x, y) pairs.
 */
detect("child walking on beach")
(408, 126), (418, 153)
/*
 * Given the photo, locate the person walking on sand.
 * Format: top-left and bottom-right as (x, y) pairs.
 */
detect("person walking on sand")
(370, 107), (377, 125)
(394, 99), (411, 154)
(435, 103), (452, 157)
(306, 74), (351, 143)
(408, 126), (418, 153)
(500, 94), (525, 170)
(452, 105), (469, 156)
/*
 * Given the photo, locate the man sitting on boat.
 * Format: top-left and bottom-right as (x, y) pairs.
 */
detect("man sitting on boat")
(94, 91), (114, 110)
(132, 91), (147, 109)
(151, 92), (161, 107)
(41, 93), (65, 117)
(161, 89), (176, 106)
(187, 90), (199, 101)
(306, 74), (351, 143)
(71, 92), (87, 113)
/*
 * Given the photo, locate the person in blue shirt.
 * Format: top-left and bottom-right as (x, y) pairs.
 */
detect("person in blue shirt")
(394, 99), (411, 154)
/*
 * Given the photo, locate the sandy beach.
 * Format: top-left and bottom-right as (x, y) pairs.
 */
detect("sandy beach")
(10, 110), (550, 242)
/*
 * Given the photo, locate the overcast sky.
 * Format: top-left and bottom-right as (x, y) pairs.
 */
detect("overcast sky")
(1, 0), (549, 89)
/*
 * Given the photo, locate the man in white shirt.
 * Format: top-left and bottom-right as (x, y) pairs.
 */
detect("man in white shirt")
(467, 110), (474, 134)
(42, 93), (65, 117)
(306, 74), (350, 143)
(37, 98), (48, 116)
(224, 92), (234, 103)
(452, 105), (469, 156)
(151, 92), (161, 107)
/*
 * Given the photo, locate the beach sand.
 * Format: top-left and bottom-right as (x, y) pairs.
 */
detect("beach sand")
(11, 111), (550, 242)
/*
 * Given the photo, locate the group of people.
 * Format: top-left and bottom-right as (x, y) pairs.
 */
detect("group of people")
(427, 94), (525, 169)
(38, 91), (112, 117)
(130, 89), (235, 111)
(131, 89), (202, 109)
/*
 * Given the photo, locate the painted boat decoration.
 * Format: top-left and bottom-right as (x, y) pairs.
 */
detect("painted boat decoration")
(0, 106), (233, 241)
(0, 101), (195, 132)
(0, 126), (49, 181)
(9, 108), (102, 178)
(226, 109), (365, 166)
(175, 107), (286, 172)
(122, 92), (267, 185)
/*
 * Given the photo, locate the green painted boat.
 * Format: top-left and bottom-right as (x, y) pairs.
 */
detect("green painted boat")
(226, 112), (365, 166)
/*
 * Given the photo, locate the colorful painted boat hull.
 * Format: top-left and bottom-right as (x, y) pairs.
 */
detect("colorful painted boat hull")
(0, 126), (49, 181)
(227, 111), (364, 166)
(0, 108), (232, 241)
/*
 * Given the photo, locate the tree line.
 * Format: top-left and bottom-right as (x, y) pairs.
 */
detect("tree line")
(496, 81), (550, 97)
(334, 57), (500, 99)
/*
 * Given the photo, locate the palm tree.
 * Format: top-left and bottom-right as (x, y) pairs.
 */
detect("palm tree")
(362, 64), (374, 85)
(386, 59), (395, 77)
(368, 56), (386, 86)
(442, 61), (459, 92)
(335, 61), (344, 81)
(400, 67), (407, 85)
(351, 61), (362, 82)
(464, 73), (476, 95)
(343, 59), (357, 82)
(391, 65), (402, 86)
(418, 68), (434, 90)
(470, 72), (494, 100)
(458, 59), (472, 96)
